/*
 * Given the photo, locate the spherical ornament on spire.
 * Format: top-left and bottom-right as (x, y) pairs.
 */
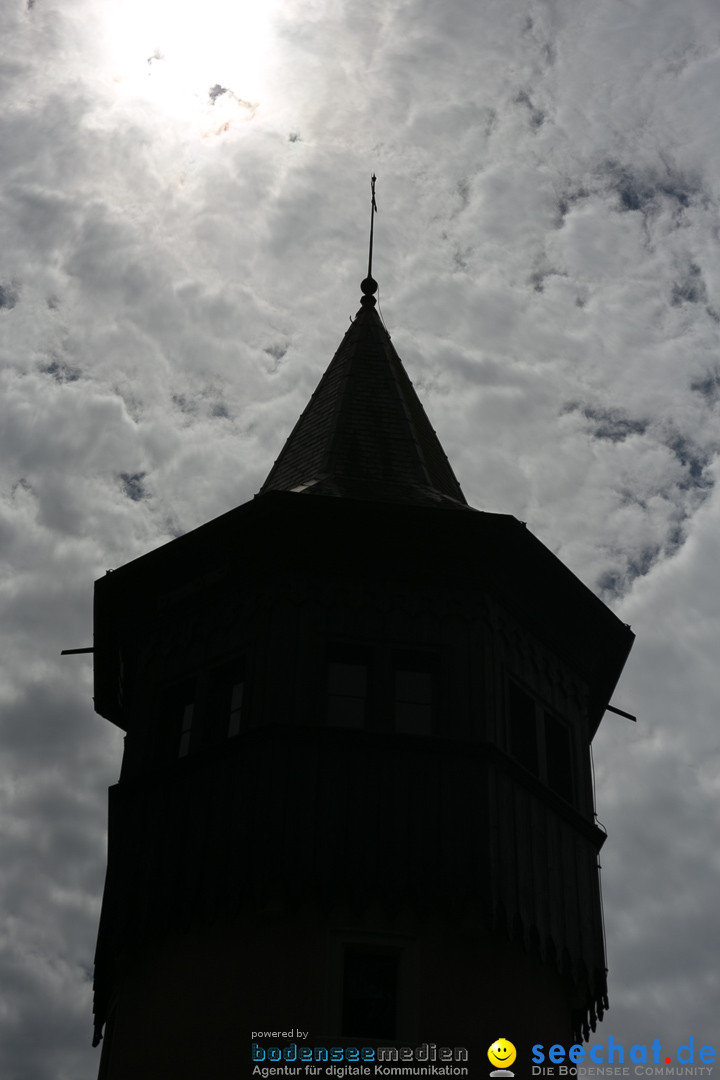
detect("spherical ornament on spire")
(360, 274), (378, 307)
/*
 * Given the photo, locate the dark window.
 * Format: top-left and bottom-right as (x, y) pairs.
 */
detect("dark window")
(545, 711), (574, 802)
(159, 657), (247, 762)
(327, 646), (368, 728)
(116, 649), (125, 710)
(341, 947), (400, 1039)
(507, 680), (576, 804)
(178, 701), (194, 757)
(326, 643), (439, 735)
(228, 680), (244, 737)
(158, 679), (195, 759)
(394, 652), (434, 735)
(217, 657), (246, 737)
(203, 657), (247, 741)
(508, 681), (539, 774)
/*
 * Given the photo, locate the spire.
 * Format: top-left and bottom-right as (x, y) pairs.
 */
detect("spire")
(360, 173), (378, 308)
(259, 180), (468, 509)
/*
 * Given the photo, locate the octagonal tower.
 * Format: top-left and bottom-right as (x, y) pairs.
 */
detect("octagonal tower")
(91, 261), (633, 1078)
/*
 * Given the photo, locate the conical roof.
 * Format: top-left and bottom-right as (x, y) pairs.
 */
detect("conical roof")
(259, 298), (468, 509)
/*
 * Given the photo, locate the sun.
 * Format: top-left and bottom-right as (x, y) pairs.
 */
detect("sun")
(103, 0), (280, 126)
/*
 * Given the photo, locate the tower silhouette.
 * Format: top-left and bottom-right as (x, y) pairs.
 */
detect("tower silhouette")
(91, 220), (633, 1077)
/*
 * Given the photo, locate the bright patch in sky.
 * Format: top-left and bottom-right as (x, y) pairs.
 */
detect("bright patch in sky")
(104, 0), (279, 126)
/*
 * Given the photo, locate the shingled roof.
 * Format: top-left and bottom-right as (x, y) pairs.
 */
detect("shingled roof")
(259, 296), (469, 508)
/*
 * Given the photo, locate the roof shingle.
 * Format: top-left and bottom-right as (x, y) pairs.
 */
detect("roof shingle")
(260, 303), (468, 508)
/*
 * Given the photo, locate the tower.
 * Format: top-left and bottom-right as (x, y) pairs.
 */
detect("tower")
(91, 210), (633, 1077)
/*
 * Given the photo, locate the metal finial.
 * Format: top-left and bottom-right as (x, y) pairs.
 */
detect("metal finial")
(360, 173), (378, 307)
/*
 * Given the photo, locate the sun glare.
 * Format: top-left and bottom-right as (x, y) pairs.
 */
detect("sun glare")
(104, 0), (279, 128)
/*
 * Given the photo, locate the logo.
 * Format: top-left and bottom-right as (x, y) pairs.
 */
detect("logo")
(489, 1037), (517, 1077)
(531, 1035), (717, 1073)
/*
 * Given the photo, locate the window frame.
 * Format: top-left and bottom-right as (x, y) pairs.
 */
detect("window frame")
(324, 928), (419, 1044)
(506, 677), (576, 804)
(392, 649), (436, 737)
(325, 643), (371, 729)
(323, 640), (441, 737)
(154, 651), (249, 762)
(340, 943), (402, 1039)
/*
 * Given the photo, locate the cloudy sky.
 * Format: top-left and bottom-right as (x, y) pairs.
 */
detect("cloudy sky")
(1, 0), (720, 1075)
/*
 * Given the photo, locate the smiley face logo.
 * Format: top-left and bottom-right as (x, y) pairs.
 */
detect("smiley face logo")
(488, 1038), (517, 1072)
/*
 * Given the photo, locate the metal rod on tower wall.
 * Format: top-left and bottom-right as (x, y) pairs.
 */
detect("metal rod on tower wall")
(606, 703), (637, 722)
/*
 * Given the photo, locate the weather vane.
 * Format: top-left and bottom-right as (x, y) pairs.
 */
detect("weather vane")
(360, 172), (378, 307)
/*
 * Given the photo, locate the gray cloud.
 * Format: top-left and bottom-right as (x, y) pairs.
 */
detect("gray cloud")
(119, 471), (147, 502)
(40, 358), (82, 383)
(568, 403), (649, 443)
